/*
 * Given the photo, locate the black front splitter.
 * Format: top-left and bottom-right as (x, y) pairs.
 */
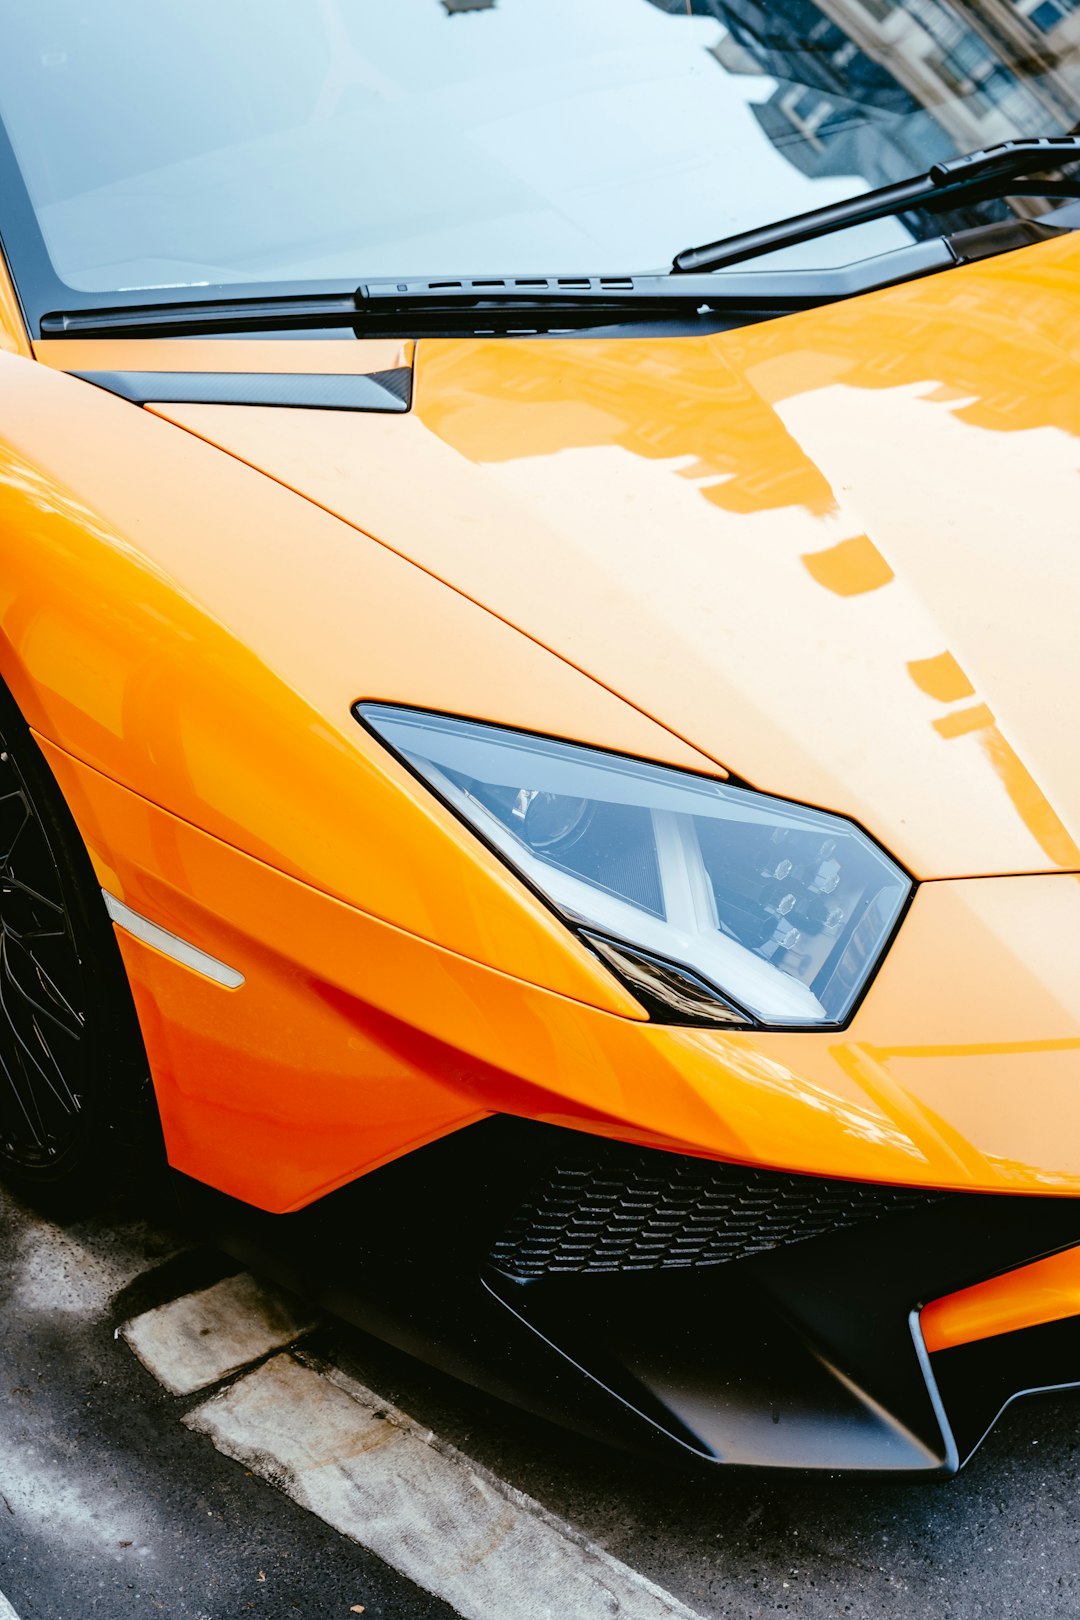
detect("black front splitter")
(174, 1116), (1080, 1476)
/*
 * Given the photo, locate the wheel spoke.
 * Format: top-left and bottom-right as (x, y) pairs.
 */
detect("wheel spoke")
(0, 1035), (49, 1151)
(2, 933), (83, 1039)
(0, 737), (87, 1168)
(1, 870), (65, 915)
(0, 794), (31, 864)
(0, 937), (80, 1114)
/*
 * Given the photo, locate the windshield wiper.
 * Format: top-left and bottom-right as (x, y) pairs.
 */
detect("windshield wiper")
(673, 135), (1080, 273)
(28, 252), (971, 338)
(39, 171), (1080, 344)
(31, 269), (885, 337)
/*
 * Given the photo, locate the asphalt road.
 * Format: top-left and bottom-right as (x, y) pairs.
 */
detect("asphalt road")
(2, 1179), (1080, 1620)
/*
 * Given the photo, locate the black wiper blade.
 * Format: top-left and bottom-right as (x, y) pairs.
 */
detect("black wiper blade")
(39, 267), (918, 338)
(43, 279), (697, 336)
(673, 135), (1080, 274)
(40, 288), (360, 337)
(41, 274), (766, 337)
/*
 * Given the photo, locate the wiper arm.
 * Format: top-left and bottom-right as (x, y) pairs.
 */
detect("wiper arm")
(673, 135), (1080, 274)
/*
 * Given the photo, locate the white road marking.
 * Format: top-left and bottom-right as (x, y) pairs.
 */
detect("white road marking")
(186, 1352), (707, 1620)
(0, 1591), (22, 1620)
(121, 1272), (316, 1395)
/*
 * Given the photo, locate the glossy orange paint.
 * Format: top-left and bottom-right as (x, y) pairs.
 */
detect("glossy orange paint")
(922, 1246), (1080, 1354)
(36, 734), (1080, 1211)
(2, 237), (1080, 1211)
(0, 347), (718, 1015)
(152, 233), (1080, 880)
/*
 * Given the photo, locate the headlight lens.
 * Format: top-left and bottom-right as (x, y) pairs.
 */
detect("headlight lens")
(358, 705), (910, 1030)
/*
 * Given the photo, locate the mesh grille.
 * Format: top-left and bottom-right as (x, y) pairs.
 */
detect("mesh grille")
(489, 1148), (943, 1279)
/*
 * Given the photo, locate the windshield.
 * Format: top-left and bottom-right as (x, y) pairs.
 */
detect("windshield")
(1, 0), (1079, 301)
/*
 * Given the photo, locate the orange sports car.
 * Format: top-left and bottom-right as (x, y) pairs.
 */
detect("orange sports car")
(3, 0), (1080, 1473)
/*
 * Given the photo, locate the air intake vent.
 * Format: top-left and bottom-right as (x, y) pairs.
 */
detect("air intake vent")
(489, 1146), (944, 1279)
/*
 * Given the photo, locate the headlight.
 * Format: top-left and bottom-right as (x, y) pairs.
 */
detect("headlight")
(358, 705), (910, 1030)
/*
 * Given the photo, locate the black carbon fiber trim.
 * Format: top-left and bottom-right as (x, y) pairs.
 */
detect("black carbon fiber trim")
(490, 1147), (945, 1278)
(70, 367), (411, 411)
(366, 365), (413, 404)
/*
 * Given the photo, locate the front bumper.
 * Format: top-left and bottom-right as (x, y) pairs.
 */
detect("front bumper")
(42, 739), (1080, 1469)
(180, 1116), (1080, 1475)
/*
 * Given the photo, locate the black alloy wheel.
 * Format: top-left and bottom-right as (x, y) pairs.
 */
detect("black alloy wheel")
(0, 683), (158, 1209)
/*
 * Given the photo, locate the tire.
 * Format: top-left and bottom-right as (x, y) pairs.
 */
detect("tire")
(0, 682), (162, 1213)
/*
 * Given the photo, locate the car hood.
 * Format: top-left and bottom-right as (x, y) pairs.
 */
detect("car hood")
(134, 237), (1080, 880)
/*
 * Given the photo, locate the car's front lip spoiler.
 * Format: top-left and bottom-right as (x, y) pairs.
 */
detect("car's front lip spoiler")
(173, 1115), (1080, 1476)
